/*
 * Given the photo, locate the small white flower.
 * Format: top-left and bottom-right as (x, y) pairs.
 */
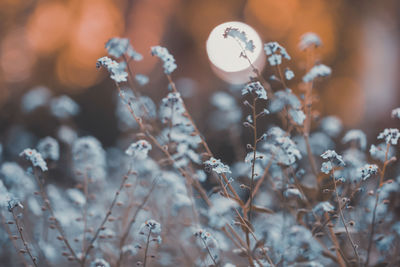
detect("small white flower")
(125, 140), (152, 159)
(20, 148), (48, 172)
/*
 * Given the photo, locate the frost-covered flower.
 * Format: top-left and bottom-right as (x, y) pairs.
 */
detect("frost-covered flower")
(194, 229), (219, 248)
(262, 127), (302, 166)
(37, 137), (60, 161)
(151, 46), (177, 74)
(7, 198), (23, 212)
(313, 201), (334, 215)
(21, 86), (52, 113)
(299, 32), (322, 50)
(135, 74), (149, 86)
(285, 68), (295, 80)
(50, 95), (80, 119)
(391, 107), (400, 119)
(96, 56), (128, 83)
(72, 136), (106, 181)
(320, 150), (345, 174)
(370, 143), (394, 162)
(269, 89), (301, 113)
(303, 64), (331, 83)
(125, 140), (152, 159)
(284, 188), (303, 199)
(320, 116), (342, 137)
(242, 81), (267, 100)
(321, 150), (345, 165)
(359, 164), (378, 180)
(223, 27), (255, 53)
(204, 157), (231, 174)
(321, 161), (333, 174)
(105, 37), (142, 60)
(342, 129), (367, 150)
(90, 258), (110, 267)
(377, 128), (400, 145)
(264, 42), (291, 66)
(139, 219), (162, 244)
(20, 148), (48, 171)
(289, 108), (306, 125)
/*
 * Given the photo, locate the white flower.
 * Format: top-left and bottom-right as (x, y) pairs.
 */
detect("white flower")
(242, 82), (267, 100)
(299, 32), (322, 51)
(359, 164), (378, 180)
(303, 64), (331, 83)
(391, 107), (400, 119)
(204, 157), (231, 174)
(377, 128), (400, 145)
(125, 140), (152, 159)
(151, 46), (177, 74)
(37, 137), (60, 161)
(285, 68), (295, 80)
(223, 27), (255, 53)
(20, 148), (48, 172)
(342, 129), (367, 150)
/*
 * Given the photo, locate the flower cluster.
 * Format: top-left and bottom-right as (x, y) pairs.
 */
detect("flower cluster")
(37, 136), (60, 161)
(298, 32), (322, 50)
(204, 157), (231, 174)
(151, 46), (177, 74)
(242, 81), (267, 100)
(19, 148), (48, 171)
(223, 27), (255, 53)
(264, 41), (291, 66)
(105, 37), (142, 60)
(359, 164), (379, 180)
(96, 56), (128, 83)
(391, 107), (400, 119)
(302, 64), (332, 82)
(377, 128), (400, 145)
(320, 150), (345, 174)
(125, 140), (152, 159)
(138, 219), (162, 244)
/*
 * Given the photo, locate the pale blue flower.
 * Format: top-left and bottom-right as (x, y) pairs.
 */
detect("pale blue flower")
(299, 32), (322, 51)
(204, 157), (231, 174)
(303, 64), (331, 82)
(242, 81), (267, 100)
(20, 148), (48, 171)
(377, 128), (400, 145)
(151, 46), (177, 74)
(125, 140), (152, 159)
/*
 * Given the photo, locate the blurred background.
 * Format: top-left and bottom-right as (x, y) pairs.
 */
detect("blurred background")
(0, 0), (399, 153)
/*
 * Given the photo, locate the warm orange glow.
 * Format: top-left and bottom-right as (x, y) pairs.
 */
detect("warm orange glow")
(245, 0), (299, 39)
(323, 77), (365, 126)
(1, 28), (35, 82)
(26, 2), (71, 54)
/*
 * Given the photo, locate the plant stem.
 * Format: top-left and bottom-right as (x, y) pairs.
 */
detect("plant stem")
(143, 229), (152, 267)
(331, 169), (360, 266)
(366, 142), (391, 266)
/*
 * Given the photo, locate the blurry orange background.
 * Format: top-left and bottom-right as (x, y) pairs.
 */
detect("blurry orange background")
(0, 0), (399, 135)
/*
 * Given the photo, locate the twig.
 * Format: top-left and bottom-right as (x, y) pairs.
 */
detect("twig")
(331, 168), (360, 266)
(116, 181), (157, 267)
(81, 167), (133, 265)
(10, 209), (38, 267)
(366, 142), (391, 266)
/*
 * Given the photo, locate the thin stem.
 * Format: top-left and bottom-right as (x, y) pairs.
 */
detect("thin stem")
(81, 170), (89, 258)
(324, 213), (347, 267)
(201, 238), (219, 266)
(143, 229), (152, 267)
(33, 170), (80, 263)
(116, 182), (157, 267)
(248, 97), (258, 222)
(1, 213), (30, 267)
(81, 167), (133, 265)
(366, 142), (391, 266)
(11, 209), (38, 267)
(331, 169), (360, 266)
